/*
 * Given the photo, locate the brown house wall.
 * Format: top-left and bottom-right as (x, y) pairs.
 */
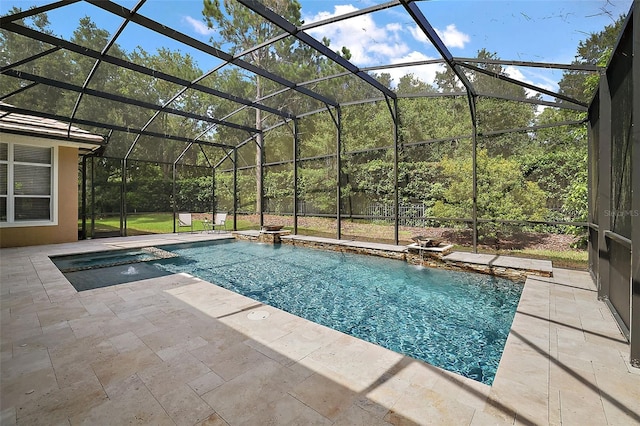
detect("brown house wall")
(0, 146), (79, 248)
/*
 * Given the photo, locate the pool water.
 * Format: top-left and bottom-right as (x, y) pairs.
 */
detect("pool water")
(154, 240), (522, 385)
(51, 249), (156, 272)
(51, 249), (172, 291)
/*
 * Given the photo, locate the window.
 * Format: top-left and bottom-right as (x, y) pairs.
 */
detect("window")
(0, 141), (57, 226)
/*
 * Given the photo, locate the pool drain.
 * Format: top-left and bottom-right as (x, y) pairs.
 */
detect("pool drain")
(247, 310), (270, 320)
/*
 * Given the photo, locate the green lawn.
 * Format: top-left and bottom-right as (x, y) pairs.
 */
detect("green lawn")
(86, 213), (255, 235)
(83, 212), (587, 269)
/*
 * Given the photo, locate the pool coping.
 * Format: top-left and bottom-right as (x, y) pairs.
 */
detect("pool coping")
(1, 233), (638, 425)
(235, 232), (553, 281)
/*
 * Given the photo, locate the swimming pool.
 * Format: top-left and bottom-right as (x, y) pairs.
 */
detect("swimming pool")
(151, 240), (522, 385)
(52, 248), (157, 272)
(51, 248), (174, 291)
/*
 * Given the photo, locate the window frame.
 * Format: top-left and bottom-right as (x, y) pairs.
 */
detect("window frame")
(0, 140), (58, 228)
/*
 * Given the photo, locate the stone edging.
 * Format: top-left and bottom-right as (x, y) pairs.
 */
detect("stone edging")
(232, 231), (553, 282)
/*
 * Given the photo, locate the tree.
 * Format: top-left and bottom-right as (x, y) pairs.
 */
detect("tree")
(527, 14), (627, 225)
(0, 8), (71, 112)
(558, 15), (626, 103)
(434, 49), (537, 157)
(203, 0), (304, 214)
(432, 149), (548, 236)
(202, 0), (352, 214)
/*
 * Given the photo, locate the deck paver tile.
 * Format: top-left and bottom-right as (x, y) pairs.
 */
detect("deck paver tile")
(155, 335), (209, 361)
(549, 359), (600, 399)
(188, 334), (248, 367)
(108, 331), (148, 353)
(109, 300), (166, 320)
(203, 340), (273, 381)
(254, 324), (343, 365)
(51, 359), (100, 389)
(201, 359), (308, 424)
(1, 347), (52, 381)
(553, 326), (587, 350)
(7, 299), (50, 317)
(488, 376), (549, 426)
(156, 384), (216, 426)
(90, 346), (163, 396)
(139, 322), (203, 353)
(195, 412), (229, 425)
(70, 373), (174, 426)
(75, 300), (113, 317)
(469, 408), (513, 426)
(556, 336), (630, 368)
(359, 371), (413, 416)
(0, 367), (58, 411)
(67, 315), (109, 340)
(0, 407), (16, 426)
(76, 289), (123, 304)
(14, 322), (73, 354)
(48, 335), (117, 371)
(591, 363), (640, 424)
(220, 309), (296, 344)
(290, 371), (359, 421)
(14, 376), (106, 425)
(187, 371), (225, 396)
(243, 337), (296, 366)
(549, 308), (586, 330)
(4, 325), (43, 344)
(386, 383), (476, 426)
(1, 347), (11, 364)
(187, 318), (249, 344)
(458, 376), (492, 411)
(334, 403), (393, 426)
(581, 324), (629, 349)
(558, 388), (608, 425)
(355, 390), (396, 420)
(384, 359), (445, 392)
(101, 314), (159, 338)
(319, 349), (406, 391)
(137, 351), (211, 398)
(244, 393), (333, 426)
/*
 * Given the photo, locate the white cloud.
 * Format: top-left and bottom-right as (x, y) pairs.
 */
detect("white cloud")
(409, 25), (428, 44)
(304, 5), (409, 66)
(385, 51), (444, 87)
(435, 24), (469, 49)
(302, 6), (468, 87)
(504, 66), (558, 95)
(410, 24), (470, 50)
(503, 66), (564, 113)
(183, 16), (215, 36)
(385, 22), (403, 33)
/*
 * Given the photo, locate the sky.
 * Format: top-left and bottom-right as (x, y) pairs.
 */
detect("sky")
(1, 0), (634, 93)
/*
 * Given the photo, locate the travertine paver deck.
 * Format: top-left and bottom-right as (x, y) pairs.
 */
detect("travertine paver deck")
(1, 234), (639, 425)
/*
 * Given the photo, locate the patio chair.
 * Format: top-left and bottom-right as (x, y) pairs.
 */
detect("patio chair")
(178, 213), (194, 233)
(213, 212), (228, 232)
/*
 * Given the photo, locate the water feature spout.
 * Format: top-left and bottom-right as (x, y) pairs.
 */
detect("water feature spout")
(122, 265), (138, 275)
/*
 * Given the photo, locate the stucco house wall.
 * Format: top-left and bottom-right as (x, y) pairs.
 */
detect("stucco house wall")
(0, 135), (80, 247)
(0, 104), (103, 248)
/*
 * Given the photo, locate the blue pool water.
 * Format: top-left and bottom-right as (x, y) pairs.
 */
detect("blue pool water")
(153, 240), (522, 385)
(52, 249), (156, 271)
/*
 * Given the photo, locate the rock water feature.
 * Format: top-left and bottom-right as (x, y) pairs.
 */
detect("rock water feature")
(258, 225), (290, 243)
(406, 236), (455, 267)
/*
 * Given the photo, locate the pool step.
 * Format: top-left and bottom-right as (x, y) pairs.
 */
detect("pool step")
(142, 246), (179, 259)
